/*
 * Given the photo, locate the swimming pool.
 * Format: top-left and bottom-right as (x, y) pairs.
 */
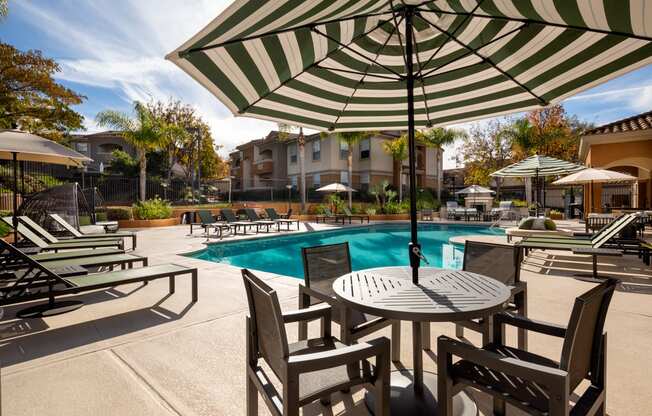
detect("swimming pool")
(189, 223), (502, 278)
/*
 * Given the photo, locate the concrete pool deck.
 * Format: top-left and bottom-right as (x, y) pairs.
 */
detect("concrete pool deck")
(1, 220), (651, 415)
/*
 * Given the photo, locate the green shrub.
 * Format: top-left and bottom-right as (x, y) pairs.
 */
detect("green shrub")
(365, 207), (377, 215)
(107, 208), (132, 221)
(512, 199), (528, 207)
(316, 204), (330, 215)
(544, 218), (557, 230)
(79, 215), (92, 226)
(132, 197), (172, 220)
(0, 211), (11, 237)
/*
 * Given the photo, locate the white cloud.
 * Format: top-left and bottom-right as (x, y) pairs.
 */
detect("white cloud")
(566, 84), (652, 113)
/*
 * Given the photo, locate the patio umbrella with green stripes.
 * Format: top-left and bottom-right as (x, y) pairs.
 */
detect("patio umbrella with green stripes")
(167, 1), (652, 286)
(491, 154), (584, 214)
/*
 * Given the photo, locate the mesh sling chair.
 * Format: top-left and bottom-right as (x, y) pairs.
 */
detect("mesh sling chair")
(49, 214), (137, 249)
(454, 241), (528, 349)
(16, 215), (126, 247)
(243, 208), (277, 233)
(265, 208), (300, 231)
(342, 207), (369, 224)
(191, 210), (231, 239)
(438, 278), (616, 416)
(242, 269), (390, 416)
(299, 243), (401, 362)
(220, 208), (256, 235)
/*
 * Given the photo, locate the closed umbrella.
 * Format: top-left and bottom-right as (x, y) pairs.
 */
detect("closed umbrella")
(0, 130), (92, 242)
(168, 2), (652, 412)
(491, 155), (583, 215)
(553, 168), (637, 214)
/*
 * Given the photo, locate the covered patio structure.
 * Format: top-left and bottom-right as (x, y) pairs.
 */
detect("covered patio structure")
(579, 110), (652, 213)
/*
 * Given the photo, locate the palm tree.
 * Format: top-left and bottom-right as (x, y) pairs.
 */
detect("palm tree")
(278, 124), (306, 213)
(334, 131), (374, 209)
(383, 136), (408, 201)
(420, 127), (467, 201)
(96, 102), (165, 201)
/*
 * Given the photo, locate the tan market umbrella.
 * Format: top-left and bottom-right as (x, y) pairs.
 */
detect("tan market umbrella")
(553, 168), (637, 214)
(316, 183), (357, 193)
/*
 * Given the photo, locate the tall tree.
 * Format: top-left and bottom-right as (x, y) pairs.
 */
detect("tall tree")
(0, 43), (85, 140)
(333, 131), (374, 209)
(420, 127), (467, 200)
(278, 123), (306, 213)
(96, 102), (165, 201)
(383, 136), (408, 201)
(0, 0), (8, 18)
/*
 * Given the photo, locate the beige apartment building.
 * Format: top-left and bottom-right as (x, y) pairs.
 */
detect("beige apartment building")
(230, 130), (444, 195)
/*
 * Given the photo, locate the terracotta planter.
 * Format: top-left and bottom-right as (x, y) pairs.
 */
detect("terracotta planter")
(118, 217), (180, 228)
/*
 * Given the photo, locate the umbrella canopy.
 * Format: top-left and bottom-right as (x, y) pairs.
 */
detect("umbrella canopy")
(316, 182), (356, 193)
(552, 168), (638, 185)
(168, 1), (652, 285)
(0, 129), (92, 167)
(491, 155), (583, 178)
(455, 184), (494, 195)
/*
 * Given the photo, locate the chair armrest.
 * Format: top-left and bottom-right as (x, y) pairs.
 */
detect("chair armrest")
(288, 337), (389, 373)
(282, 303), (331, 325)
(494, 312), (566, 338)
(438, 336), (567, 385)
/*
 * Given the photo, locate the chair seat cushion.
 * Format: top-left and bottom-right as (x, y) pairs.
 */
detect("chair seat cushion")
(452, 343), (559, 412)
(288, 337), (369, 402)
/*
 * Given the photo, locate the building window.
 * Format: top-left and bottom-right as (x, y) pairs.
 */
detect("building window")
(339, 141), (349, 159)
(340, 171), (349, 185)
(289, 144), (297, 164)
(360, 138), (370, 159)
(75, 142), (88, 153)
(360, 172), (370, 192)
(291, 176), (298, 187)
(312, 140), (320, 161)
(313, 174), (321, 188)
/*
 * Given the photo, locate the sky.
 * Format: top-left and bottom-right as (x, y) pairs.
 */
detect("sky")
(3, 0), (652, 169)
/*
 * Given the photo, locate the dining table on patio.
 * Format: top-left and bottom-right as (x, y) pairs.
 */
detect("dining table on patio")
(333, 266), (511, 416)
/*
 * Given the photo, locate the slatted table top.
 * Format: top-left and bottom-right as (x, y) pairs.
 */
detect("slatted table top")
(333, 266), (511, 322)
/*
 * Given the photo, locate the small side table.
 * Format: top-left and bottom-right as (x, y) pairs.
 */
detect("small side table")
(572, 247), (622, 281)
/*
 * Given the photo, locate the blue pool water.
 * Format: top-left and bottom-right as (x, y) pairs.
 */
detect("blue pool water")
(189, 223), (503, 278)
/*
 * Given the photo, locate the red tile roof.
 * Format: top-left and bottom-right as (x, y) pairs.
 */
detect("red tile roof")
(586, 110), (652, 135)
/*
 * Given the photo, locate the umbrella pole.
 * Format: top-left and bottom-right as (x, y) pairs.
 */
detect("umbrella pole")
(405, 8), (420, 284)
(12, 152), (18, 244)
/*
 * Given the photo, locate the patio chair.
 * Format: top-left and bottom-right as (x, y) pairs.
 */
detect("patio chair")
(421, 209), (433, 221)
(298, 243), (401, 362)
(342, 207), (369, 224)
(0, 239), (197, 312)
(190, 210), (231, 239)
(491, 201), (516, 221)
(15, 216), (125, 246)
(2, 218), (123, 252)
(454, 241), (527, 349)
(315, 207), (344, 224)
(244, 208), (277, 233)
(220, 209), (256, 235)
(464, 207), (480, 221)
(437, 278), (617, 416)
(49, 214), (137, 249)
(265, 208), (300, 231)
(242, 268), (390, 416)
(446, 201), (459, 220)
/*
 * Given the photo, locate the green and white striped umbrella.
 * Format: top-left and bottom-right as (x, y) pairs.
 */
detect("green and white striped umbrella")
(167, 0), (652, 132)
(491, 155), (584, 177)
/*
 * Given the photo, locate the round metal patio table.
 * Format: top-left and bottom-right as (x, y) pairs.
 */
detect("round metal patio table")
(333, 266), (511, 416)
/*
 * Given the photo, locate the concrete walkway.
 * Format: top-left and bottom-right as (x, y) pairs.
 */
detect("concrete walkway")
(1, 221), (651, 415)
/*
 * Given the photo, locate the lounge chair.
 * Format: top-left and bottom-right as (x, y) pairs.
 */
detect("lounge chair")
(28, 247), (125, 262)
(265, 208), (300, 231)
(315, 207), (344, 224)
(299, 243), (401, 361)
(189, 210), (231, 239)
(453, 241), (527, 349)
(50, 214), (137, 249)
(341, 207), (369, 224)
(437, 278), (616, 416)
(0, 240), (197, 315)
(220, 209), (256, 235)
(242, 268), (390, 416)
(243, 208), (276, 233)
(446, 201), (459, 220)
(2, 218), (123, 252)
(15, 216), (125, 246)
(490, 200), (516, 221)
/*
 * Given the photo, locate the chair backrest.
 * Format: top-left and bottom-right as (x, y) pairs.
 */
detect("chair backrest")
(462, 241), (520, 285)
(19, 216), (60, 243)
(50, 214), (83, 237)
(301, 243), (351, 302)
(446, 201), (459, 209)
(560, 278), (617, 390)
(264, 208), (279, 220)
(342, 207), (353, 216)
(245, 208), (261, 221)
(323, 207), (334, 216)
(498, 201), (513, 210)
(593, 213), (637, 247)
(286, 208), (293, 218)
(197, 210), (215, 225)
(241, 268), (289, 378)
(220, 209), (238, 223)
(1, 217), (49, 248)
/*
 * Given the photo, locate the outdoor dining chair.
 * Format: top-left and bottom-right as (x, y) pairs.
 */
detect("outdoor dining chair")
(437, 278), (616, 416)
(242, 269), (390, 416)
(454, 241), (528, 349)
(299, 243), (402, 362)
